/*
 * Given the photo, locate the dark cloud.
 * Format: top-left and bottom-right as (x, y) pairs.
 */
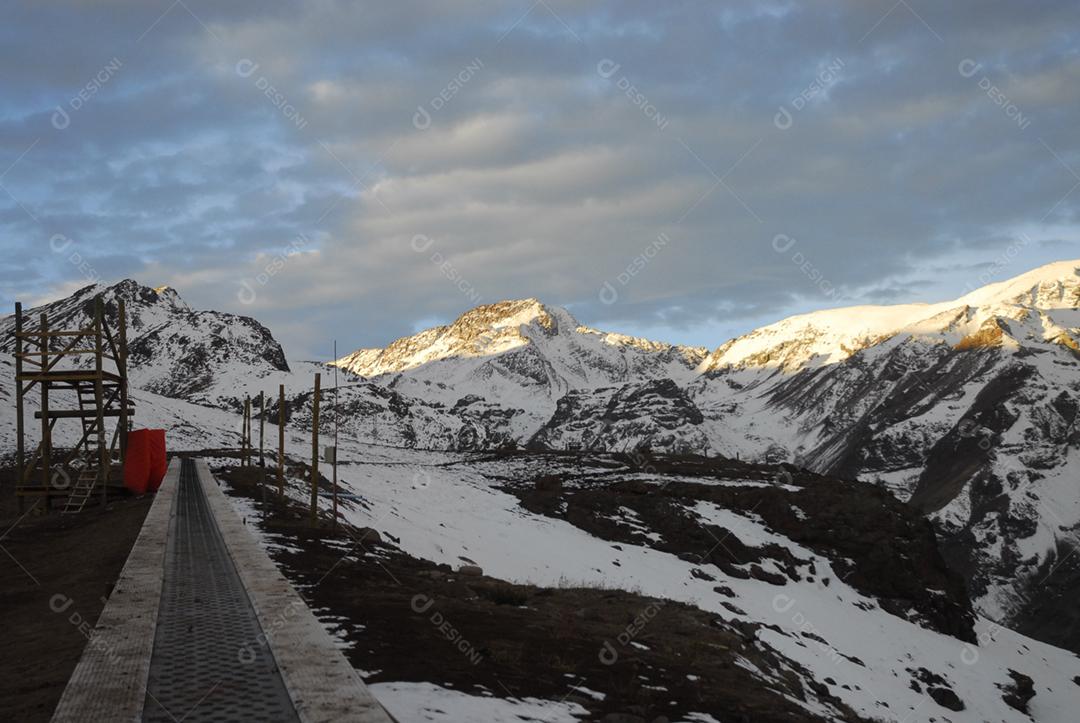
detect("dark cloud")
(1, 0), (1078, 356)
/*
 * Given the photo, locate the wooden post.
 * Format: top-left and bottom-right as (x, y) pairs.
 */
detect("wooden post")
(259, 391), (266, 466)
(117, 299), (129, 462)
(14, 303), (24, 500)
(278, 384), (285, 498)
(39, 313), (50, 504)
(241, 396), (251, 467)
(310, 373), (321, 527)
(259, 390), (266, 510)
(93, 298), (108, 506)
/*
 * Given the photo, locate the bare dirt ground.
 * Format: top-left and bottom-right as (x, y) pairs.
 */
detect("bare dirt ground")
(0, 466), (151, 723)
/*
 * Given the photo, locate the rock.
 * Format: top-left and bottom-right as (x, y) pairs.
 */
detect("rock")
(458, 564), (484, 576)
(356, 527), (382, 544)
(535, 475), (563, 492)
(1001, 669), (1035, 714)
(748, 564), (787, 586)
(722, 602), (747, 616)
(928, 686), (965, 712)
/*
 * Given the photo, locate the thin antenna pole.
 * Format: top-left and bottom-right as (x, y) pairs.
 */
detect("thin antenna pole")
(333, 340), (339, 532)
(310, 372), (321, 527)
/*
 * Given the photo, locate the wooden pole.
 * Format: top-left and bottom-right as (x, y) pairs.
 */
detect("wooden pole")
(14, 303), (24, 507)
(278, 384), (285, 498)
(310, 373), (321, 527)
(39, 313), (50, 505)
(117, 299), (129, 463)
(259, 391), (266, 466)
(241, 396), (250, 467)
(93, 298), (108, 506)
(259, 390), (266, 512)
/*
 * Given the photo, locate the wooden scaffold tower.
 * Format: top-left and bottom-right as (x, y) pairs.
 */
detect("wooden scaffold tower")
(13, 295), (134, 514)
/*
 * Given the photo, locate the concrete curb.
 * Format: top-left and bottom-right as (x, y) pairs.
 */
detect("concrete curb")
(51, 458), (181, 723)
(194, 459), (393, 723)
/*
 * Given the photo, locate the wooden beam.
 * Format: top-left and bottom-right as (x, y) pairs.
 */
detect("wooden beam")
(34, 409), (131, 419)
(18, 370), (125, 385)
(15, 329), (92, 339)
(310, 373), (321, 526)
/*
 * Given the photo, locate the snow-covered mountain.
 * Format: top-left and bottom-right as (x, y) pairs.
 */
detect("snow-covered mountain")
(689, 261), (1080, 645)
(325, 260), (1080, 652)
(2, 262), (1078, 658)
(0, 280), (289, 407)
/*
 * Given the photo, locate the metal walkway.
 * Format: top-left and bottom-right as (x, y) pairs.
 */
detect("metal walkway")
(143, 459), (298, 722)
(51, 457), (393, 723)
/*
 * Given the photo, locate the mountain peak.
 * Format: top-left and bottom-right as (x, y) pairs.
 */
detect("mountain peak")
(955, 258), (1080, 309)
(332, 298), (571, 378)
(451, 298), (565, 331)
(703, 259), (1080, 373)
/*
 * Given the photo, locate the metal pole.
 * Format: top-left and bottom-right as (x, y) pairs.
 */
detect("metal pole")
(310, 373), (321, 527)
(333, 341), (339, 532)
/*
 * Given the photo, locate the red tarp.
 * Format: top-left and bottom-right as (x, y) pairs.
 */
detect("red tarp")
(148, 429), (167, 492)
(124, 429), (151, 495)
(124, 429), (166, 494)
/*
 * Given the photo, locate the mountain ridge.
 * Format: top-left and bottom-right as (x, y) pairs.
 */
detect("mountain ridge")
(3, 259), (1079, 655)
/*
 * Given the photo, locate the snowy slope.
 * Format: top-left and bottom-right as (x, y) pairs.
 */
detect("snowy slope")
(255, 440), (1080, 723)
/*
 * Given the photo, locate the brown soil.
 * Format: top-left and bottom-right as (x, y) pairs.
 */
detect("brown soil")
(214, 462), (865, 723)
(0, 468), (152, 723)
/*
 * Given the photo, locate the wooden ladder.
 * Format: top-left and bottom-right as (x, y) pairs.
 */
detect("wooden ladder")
(61, 454), (100, 515)
(61, 384), (105, 515)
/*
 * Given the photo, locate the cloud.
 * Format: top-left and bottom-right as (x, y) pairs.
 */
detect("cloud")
(1, 0), (1079, 357)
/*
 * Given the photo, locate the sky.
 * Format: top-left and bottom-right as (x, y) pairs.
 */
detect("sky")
(1, 0), (1078, 359)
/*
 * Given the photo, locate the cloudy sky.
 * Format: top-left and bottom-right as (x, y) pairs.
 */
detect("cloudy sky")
(2, 1), (1078, 358)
